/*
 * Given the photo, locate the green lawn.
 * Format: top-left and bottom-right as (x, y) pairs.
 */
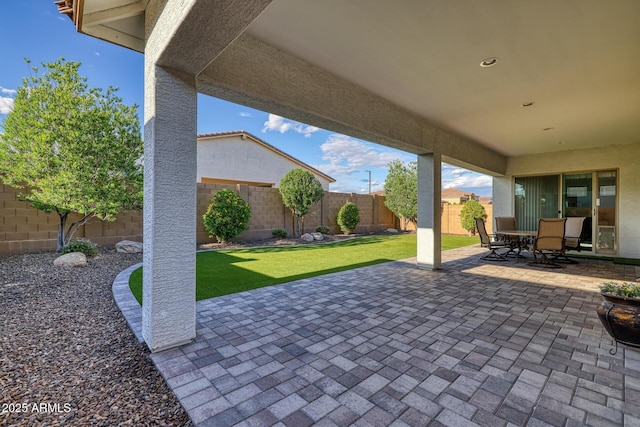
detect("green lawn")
(129, 234), (478, 303)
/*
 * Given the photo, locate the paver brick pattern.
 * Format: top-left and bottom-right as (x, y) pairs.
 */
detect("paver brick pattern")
(138, 246), (640, 426)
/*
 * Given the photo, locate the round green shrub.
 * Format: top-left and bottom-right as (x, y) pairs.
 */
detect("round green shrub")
(62, 239), (99, 257)
(337, 202), (360, 234)
(202, 189), (251, 243)
(272, 228), (288, 239)
(315, 225), (330, 234)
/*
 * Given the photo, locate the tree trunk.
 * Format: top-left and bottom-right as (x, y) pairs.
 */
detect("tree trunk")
(57, 212), (68, 252)
(295, 216), (302, 238)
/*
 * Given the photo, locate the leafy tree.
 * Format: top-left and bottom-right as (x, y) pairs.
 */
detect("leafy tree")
(0, 58), (143, 252)
(202, 189), (251, 243)
(459, 199), (486, 235)
(279, 169), (324, 238)
(337, 202), (360, 234)
(383, 160), (417, 230)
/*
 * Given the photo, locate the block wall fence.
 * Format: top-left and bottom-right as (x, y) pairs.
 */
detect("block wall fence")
(0, 182), (492, 254)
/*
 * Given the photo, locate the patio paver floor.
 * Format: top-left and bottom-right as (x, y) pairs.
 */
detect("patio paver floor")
(114, 245), (640, 426)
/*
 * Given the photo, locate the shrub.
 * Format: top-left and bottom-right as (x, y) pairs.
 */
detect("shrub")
(202, 189), (251, 243)
(459, 199), (486, 235)
(315, 225), (330, 234)
(272, 228), (288, 239)
(62, 239), (99, 257)
(337, 202), (360, 234)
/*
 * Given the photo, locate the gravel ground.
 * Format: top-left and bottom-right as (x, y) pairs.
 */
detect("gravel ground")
(0, 251), (191, 427)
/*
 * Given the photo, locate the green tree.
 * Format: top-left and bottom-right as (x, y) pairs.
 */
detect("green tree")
(0, 58), (143, 252)
(279, 169), (324, 238)
(383, 160), (417, 230)
(202, 189), (251, 243)
(459, 199), (486, 235)
(337, 202), (360, 234)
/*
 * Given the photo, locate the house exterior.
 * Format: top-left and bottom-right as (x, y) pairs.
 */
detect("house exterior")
(441, 188), (479, 205)
(196, 130), (334, 190)
(57, 1), (640, 351)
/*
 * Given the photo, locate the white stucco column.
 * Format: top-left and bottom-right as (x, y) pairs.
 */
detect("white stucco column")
(142, 64), (197, 352)
(416, 153), (442, 270)
(492, 176), (514, 218)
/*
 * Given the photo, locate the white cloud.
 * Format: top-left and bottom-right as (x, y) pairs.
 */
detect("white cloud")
(262, 114), (319, 138)
(1, 86), (17, 96)
(318, 134), (408, 173)
(443, 171), (492, 190)
(239, 112), (253, 118)
(0, 97), (14, 114)
(313, 134), (411, 193)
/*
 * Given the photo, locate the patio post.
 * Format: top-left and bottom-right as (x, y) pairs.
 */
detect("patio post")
(416, 153), (442, 269)
(142, 63), (197, 352)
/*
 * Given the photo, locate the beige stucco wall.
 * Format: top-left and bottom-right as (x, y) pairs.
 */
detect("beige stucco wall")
(196, 134), (332, 190)
(494, 142), (640, 259)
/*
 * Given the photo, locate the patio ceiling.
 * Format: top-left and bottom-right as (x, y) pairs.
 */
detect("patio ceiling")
(61, 0), (640, 165)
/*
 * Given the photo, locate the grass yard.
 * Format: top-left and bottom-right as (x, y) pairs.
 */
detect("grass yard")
(129, 233), (478, 303)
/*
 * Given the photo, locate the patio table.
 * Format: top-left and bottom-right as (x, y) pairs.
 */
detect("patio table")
(496, 230), (537, 260)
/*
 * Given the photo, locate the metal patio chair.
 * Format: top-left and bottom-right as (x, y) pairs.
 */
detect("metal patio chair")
(529, 218), (566, 268)
(475, 217), (509, 261)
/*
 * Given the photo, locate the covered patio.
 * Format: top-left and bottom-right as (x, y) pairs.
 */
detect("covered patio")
(114, 245), (640, 426)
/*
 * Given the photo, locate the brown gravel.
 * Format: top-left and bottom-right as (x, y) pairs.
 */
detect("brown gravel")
(0, 251), (191, 427)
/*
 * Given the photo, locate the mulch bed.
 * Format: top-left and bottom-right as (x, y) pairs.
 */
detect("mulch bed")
(0, 251), (190, 426)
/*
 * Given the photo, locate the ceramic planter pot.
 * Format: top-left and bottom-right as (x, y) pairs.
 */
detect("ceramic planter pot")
(597, 293), (640, 351)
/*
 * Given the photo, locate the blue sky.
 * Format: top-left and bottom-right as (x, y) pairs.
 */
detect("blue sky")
(0, 0), (492, 195)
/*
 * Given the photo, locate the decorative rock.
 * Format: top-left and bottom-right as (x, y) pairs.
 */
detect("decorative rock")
(301, 233), (315, 242)
(311, 232), (325, 241)
(385, 228), (399, 234)
(53, 252), (88, 268)
(116, 240), (143, 253)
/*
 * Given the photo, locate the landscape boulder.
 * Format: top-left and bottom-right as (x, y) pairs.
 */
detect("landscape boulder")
(116, 240), (143, 253)
(311, 232), (325, 241)
(300, 233), (315, 242)
(385, 228), (399, 234)
(53, 252), (88, 268)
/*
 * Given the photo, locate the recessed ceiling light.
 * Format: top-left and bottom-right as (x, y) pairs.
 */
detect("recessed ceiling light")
(480, 57), (498, 67)
(521, 102), (535, 107)
(558, 141), (566, 145)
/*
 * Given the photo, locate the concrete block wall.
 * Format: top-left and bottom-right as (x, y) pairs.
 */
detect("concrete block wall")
(1, 180), (490, 254)
(0, 181), (399, 254)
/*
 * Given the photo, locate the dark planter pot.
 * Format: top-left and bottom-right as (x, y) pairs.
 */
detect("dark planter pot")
(597, 293), (640, 351)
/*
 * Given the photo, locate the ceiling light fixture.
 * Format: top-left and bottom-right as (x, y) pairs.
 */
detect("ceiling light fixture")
(558, 141), (566, 145)
(543, 127), (554, 131)
(521, 102), (535, 107)
(480, 57), (498, 67)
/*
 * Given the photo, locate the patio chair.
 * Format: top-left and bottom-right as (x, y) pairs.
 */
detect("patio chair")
(529, 218), (566, 268)
(475, 217), (509, 261)
(553, 216), (586, 263)
(495, 216), (518, 256)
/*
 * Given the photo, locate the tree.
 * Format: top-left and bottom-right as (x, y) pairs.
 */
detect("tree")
(0, 58), (143, 252)
(279, 169), (324, 238)
(383, 160), (417, 230)
(459, 199), (486, 235)
(202, 189), (251, 243)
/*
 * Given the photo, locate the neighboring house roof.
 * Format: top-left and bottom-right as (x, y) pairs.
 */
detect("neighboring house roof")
(441, 188), (480, 204)
(197, 130), (335, 184)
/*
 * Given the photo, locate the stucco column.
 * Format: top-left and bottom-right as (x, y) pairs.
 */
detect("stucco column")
(492, 176), (514, 218)
(142, 63), (197, 352)
(416, 153), (442, 269)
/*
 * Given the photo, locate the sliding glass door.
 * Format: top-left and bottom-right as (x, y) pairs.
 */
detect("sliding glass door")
(514, 175), (559, 231)
(514, 170), (617, 255)
(562, 173), (593, 251)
